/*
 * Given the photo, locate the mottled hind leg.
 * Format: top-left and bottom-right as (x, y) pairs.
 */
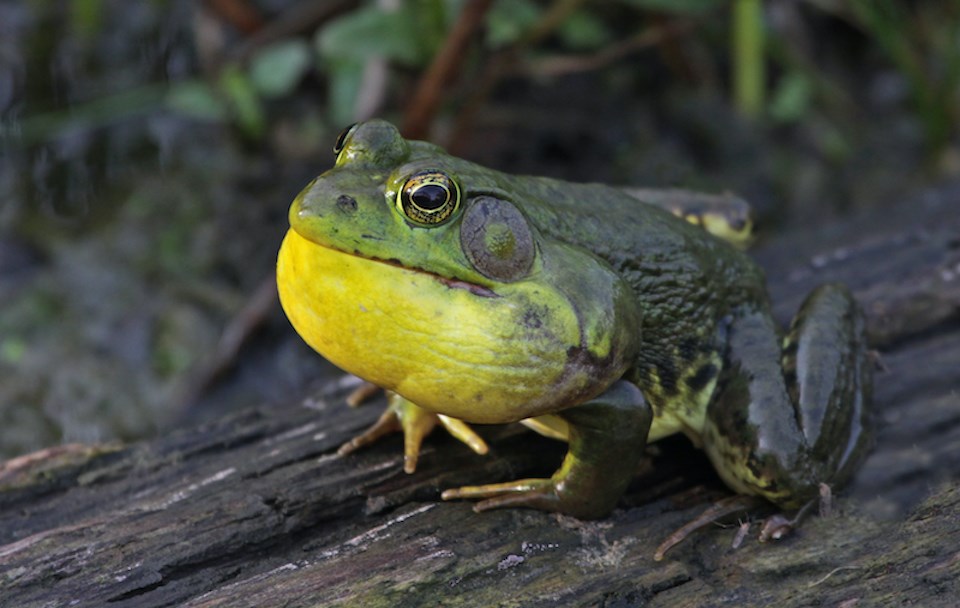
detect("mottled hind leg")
(702, 284), (872, 533)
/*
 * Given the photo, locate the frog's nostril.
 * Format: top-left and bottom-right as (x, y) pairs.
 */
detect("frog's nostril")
(336, 194), (358, 212)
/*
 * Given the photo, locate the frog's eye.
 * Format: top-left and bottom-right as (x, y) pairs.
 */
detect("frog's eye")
(333, 123), (358, 156)
(397, 170), (461, 225)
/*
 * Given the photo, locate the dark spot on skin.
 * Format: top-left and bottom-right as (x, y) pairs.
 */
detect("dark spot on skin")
(657, 361), (679, 395)
(686, 362), (718, 392)
(522, 308), (543, 329)
(783, 367), (797, 385)
(360, 234), (385, 241)
(746, 453), (782, 493)
(336, 194), (358, 212)
(678, 337), (700, 362)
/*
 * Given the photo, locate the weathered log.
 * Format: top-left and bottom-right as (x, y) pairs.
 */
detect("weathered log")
(1, 184), (958, 607)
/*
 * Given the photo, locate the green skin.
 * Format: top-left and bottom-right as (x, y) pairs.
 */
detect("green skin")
(288, 120), (873, 520)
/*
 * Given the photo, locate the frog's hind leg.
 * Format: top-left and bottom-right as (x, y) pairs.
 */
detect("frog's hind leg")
(702, 284), (873, 526)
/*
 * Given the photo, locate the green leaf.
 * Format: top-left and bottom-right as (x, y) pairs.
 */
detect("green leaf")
(558, 10), (612, 51)
(769, 72), (812, 123)
(316, 6), (425, 66)
(165, 81), (228, 121)
(219, 64), (265, 138)
(485, 0), (541, 48)
(326, 58), (365, 127)
(249, 40), (313, 98)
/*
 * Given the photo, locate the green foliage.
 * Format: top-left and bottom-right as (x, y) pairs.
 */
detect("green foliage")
(166, 81), (228, 121)
(70, 0), (103, 38)
(165, 40), (312, 138)
(316, 5), (427, 66)
(846, 0), (959, 151)
(315, 0), (456, 124)
(485, 0), (542, 48)
(769, 72), (813, 124)
(250, 40), (313, 99)
(620, 0), (725, 15)
(557, 10), (612, 51)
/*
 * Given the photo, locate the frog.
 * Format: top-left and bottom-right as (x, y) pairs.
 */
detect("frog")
(276, 120), (873, 552)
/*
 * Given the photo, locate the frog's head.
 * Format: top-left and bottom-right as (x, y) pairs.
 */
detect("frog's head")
(279, 120), (640, 423)
(290, 120), (536, 291)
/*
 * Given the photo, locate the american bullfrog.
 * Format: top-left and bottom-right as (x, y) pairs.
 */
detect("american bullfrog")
(276, 120), (873, 550)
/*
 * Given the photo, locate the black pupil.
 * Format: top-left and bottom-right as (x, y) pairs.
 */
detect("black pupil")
(412, 184), (448, 210)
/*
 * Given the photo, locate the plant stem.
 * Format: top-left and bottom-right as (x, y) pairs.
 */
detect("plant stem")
(732, 0), (764, 118)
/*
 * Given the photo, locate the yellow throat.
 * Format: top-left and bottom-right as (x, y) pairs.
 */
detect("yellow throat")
(275, 228), (585, 424)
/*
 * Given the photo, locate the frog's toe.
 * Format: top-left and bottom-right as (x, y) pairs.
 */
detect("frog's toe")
(442, 478), (557, 512)
(437, 415), (489, 455)
(397, 402), (439, 473)
(336, 407), (402, 457)
(345, 381), (381, 407)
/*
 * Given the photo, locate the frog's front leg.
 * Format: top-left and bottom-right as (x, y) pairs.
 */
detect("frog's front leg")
(442, 380), (652, 519)
(703, 284), (873, 535)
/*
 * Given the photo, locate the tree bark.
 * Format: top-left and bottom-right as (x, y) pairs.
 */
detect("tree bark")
(2, 183), (959, 608)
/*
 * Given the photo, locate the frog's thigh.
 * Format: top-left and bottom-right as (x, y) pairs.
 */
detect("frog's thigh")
(703, 286), (872, 509)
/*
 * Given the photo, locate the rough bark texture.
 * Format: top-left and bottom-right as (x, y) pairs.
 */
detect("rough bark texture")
(2, 184), (959, 607)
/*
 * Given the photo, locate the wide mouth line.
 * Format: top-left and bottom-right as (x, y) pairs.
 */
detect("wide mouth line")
(299, 232), (498, 299)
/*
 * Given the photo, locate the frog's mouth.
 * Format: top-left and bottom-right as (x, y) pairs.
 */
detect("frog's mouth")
(303, 235), (498, 299)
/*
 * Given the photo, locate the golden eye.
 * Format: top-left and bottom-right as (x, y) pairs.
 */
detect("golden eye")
(333, 123), (358, 156)
(397, 170), (460, 225)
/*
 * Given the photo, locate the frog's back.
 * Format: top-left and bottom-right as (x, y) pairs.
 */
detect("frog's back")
(500, 173), (767, 434)
(503, 174), (765, 309)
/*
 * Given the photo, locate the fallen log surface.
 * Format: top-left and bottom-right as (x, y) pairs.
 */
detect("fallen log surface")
(2, 183), (959, 607)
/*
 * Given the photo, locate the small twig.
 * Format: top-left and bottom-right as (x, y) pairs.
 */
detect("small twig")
(808, 565), (862, 588)
(174, 272), (279, 412)
(653, 495), (761, 561)
(232, 0), (359, 62)
(202, 0), (264, 35)
(515, 20), (695, 79)
(401, 0), (495, 140)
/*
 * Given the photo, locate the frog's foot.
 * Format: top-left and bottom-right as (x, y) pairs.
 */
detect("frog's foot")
(337, 391), (488, 473)
(701, 286), (872, 546)
(653, 495), (763, 561)
(444, 381), (653, 520)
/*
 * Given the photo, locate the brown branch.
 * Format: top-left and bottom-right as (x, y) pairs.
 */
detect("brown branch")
(400, 0), (495, 140)
(202, 0), (264, 35)
(518, 20), (695, 79)
(173, 273), (279, 413)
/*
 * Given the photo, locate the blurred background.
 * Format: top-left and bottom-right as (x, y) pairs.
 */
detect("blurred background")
(1, 0), (958, 459)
